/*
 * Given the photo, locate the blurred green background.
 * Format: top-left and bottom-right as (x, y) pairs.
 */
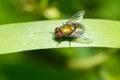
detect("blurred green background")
(0, 0), (120, 80)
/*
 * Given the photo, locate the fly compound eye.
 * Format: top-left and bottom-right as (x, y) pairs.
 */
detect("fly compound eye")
(55, 27), (60, 32)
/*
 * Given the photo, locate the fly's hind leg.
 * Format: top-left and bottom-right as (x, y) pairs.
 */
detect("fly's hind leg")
(69, 41), (71, 47)
(69, 38), (74, 47)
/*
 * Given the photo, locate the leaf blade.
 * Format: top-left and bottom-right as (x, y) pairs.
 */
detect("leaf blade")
(0, 19), (120, 54)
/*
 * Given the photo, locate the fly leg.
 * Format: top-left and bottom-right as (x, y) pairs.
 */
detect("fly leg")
(69, 41), (71, 47)
(56, 40), (62, 48)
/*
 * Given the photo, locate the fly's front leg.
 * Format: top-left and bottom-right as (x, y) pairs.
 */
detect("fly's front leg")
(56, 39), (62, 48)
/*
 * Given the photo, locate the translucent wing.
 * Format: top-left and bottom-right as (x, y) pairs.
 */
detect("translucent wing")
(67, 11), (85, 24)
(74, 33), (93, 44)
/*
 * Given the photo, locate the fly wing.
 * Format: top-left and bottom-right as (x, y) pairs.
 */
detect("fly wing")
(77, 33), (93, 44)
(67, 11), (85, 24)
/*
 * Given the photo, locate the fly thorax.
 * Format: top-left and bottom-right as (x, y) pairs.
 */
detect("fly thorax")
(61, 25), (72, 35)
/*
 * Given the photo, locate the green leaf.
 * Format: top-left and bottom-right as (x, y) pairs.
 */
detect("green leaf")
(0, 19), (120, 54)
